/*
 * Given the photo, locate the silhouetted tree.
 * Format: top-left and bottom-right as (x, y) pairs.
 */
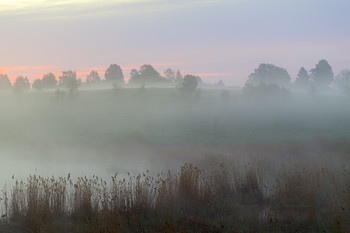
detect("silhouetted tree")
(32, 79), (43, 91)
(246, 63), (290, 87)
(295, 67), (310, 85)
(175, 70), (183, 83)
(310, 59), (334, 87)
(130, 69), (138, 77)
(86, 70), (101, 83)
(42, 73), (57, 89)
(13, 76), (30, 92)
(128, 64), (168, 86)
(181, 75), (199, 95)
(59, 70), (80, 93)
(105, 64), (124, 84)
(164, 68), (176, 81)
(336, 69), (350, 96)
(0, 73), (12, 90)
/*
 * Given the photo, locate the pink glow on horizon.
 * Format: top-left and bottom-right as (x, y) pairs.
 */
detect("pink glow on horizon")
(2, 65), (235, 85)
(0, 66), (60, 73)
(1, 62), (183, 83)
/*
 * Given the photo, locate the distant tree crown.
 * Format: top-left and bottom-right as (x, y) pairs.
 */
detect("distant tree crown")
(13, 76), (30, 92)
(105, 64), (124, 84)
(246, 63), (291, 87)
(86, 70), (101, 83)
(310, 59), (334, 87)
(59, 70), (80, 91)
(42, 72), (57, 89)
(128, 64), (168, 86)
(0, 73), (13, 90)
(181, 74), (199, 94)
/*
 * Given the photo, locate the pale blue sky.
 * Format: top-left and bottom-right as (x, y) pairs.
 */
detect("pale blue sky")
(0, 0), (349, 86)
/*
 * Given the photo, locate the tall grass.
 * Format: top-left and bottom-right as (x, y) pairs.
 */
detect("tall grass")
(0, 162), (349, 232)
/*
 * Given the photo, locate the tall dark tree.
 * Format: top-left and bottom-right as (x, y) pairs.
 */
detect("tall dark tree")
(42, 72), (57, 89)
(32, 79), (43, 91)
(13, 76), (30, 92)
(59, 70), (80, 92)
(139, 64), (161, 79)
(181, 75), (199, 95)
(128, 64), (167, 86)
(130, 69), (138, 78)
(246, 63), (290, 87)
(310, 59), (334, 87)
(164, 68), (175, 81)
(86, 70), (101, 83)
(105, 64), (124, 84)
(175, 70), (183, 83)
(295, 67), (309, 84)
(0, 73), (13, 90)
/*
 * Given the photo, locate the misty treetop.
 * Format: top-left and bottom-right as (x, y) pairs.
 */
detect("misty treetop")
(246, 63), (291, 87)
(1, 59), (350, 98)
(181, 75), (199, 95)
(32, 73), (57, 91)
(291, 59), (335, 93)
(128, 64), (170, 86)
(164, 68), (176, 81)
(59, 70), (81, 92)
(164, 68), (183, 83)
(295, 67), (310, 86)
(42, 73), (57, 89)
(13, 76), (30, 92)
(0, 73), (12, 90)
(104, 64), (124, 84)
(32, 79), (43, 91)
(86, 70), (101, 83)
(310, 59), (334, 87)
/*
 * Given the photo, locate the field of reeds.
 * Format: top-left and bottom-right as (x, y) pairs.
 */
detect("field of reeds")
(1, 89), (350, 232)
(1, 157), (350, 233)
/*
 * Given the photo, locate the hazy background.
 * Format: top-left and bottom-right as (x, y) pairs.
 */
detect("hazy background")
(1, 0), (349, 86)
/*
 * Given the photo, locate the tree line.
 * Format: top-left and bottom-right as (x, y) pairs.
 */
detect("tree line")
(0, 60), (349, 96)
(0, 64), (218, 95)
(244, 59), (350, 96)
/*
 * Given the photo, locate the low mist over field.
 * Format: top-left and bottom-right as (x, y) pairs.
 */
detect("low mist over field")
(1, 0), (350, 232)
(1, 84), (350, 232)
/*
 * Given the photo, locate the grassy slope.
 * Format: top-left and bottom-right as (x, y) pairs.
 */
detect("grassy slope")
(0, 88), (350, 232)
(0, 87), (350, 151)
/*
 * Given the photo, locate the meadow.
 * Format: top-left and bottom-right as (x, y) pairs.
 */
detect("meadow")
(0, 87), (350, 232)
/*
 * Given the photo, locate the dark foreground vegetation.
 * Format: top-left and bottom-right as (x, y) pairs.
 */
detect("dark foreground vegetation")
(0, 60), (350, 232)
(1, 145), (350, 233)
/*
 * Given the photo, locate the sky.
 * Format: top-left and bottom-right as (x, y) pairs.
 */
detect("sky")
(0, 0), (349, 86)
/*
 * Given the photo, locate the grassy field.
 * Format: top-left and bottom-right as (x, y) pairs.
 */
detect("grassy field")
(1, 147), (350, 233)
(0, 87), (350, 232)
(1, 87), (350, 148)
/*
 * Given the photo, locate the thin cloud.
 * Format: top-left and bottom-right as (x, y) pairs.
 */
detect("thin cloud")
(0, 66), (60, 73)
(0, 0), (231, 20)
